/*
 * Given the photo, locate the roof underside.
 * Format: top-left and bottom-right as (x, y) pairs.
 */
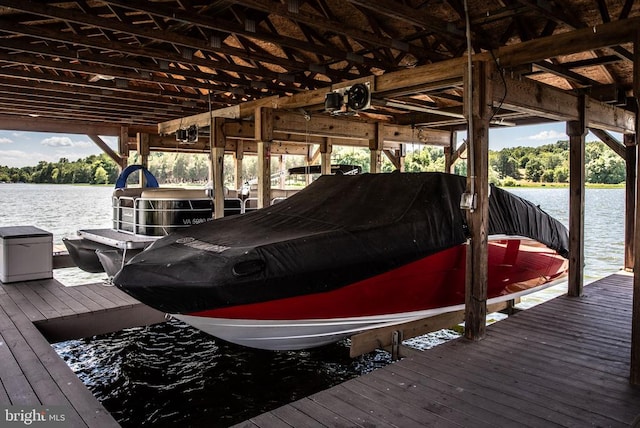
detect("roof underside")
(0, 0), (637, 132)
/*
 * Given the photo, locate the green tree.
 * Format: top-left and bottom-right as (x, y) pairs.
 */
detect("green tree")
(586, 152), (625, 184)
(541, 169), (555, 183)
(554, 166), (569, 183)
(93, 166), (109, 184)
(492, 150), (520, 179)
(332, 147), (370, 172)
(173, 154), (188, 182)
(525, 158), (544, 182)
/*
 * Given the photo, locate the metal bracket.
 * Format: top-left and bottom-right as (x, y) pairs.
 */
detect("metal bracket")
(391, 330), (403, 361)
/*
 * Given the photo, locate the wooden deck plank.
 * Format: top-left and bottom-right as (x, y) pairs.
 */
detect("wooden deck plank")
(1, 284), (46, 322)
(233, 273), (640, 427)
(37, 282), (90, 315)
(0, 308), (86, 428)
(289, 398), (355, 428)
(24, 280), (77, 318)
(486, 323), (632, 378)
(57, 285), (107, 313)
(406, 344), (630, 427)
(30, 278), (90, 315)
(73, 285), (124, 310)
(0, 293), (119, 427)
(270, 404), (328, 428)
(339, 376), (463, 427)
(7, 283), (59, 321)
(0, 307), (40, 406)
(365, 364), (525, 427)
(0, 377), (11, 405)
(388, 362), (557, 428)
(242, 412), (292, 428)
(309, 385), (396, 428)
(92, 284), (139, 307)
(460, 331), (635, 399)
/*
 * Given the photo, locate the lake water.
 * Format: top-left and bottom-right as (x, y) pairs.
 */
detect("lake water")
(0, 183), (627, 427)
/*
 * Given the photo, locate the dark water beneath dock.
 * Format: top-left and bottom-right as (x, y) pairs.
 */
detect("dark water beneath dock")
(53, 320), (393, 427)
(0, 183), (627, 426)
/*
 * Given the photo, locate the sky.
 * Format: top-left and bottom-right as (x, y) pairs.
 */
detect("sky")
(0, 122), (602, 168)
(0, 131), (118, 168)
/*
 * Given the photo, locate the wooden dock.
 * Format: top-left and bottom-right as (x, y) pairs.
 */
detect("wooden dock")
(0, 278), (165, 427)
(234, 272), (640, 427)
(1, 278), (165, 342)
(1, 273), (639, 427)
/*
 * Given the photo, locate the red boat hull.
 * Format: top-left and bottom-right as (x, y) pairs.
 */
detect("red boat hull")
(173, 238), (568, 349)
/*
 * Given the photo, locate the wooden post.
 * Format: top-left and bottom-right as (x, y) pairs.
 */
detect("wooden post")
(211, 117), (226, 219)
(234, 140), (244, 192)
(398, 144), (406, 172)
(369, 123), (383, 173)
(136, 133), (150, 187)
(464, 60), (492, 341)
(256, 107), (273, 208)
(445, 131), (456, 173)
(278, 155), (286, 188)
(320, 138), (332, 175)
(306, 145), (315, 186)
(119, 126), (129, 170)
(625, 133), (636, 271)
(567, 95), (587, 298)
(631, 29), (640, 386)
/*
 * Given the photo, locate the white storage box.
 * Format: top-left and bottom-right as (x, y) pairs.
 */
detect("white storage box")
(0, 226), (53, 283)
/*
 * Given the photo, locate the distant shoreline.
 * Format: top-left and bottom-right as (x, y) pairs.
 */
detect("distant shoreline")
(500, 182), (624, 189)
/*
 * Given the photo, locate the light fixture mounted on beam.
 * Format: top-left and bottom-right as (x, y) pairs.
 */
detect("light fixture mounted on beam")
(324, 82), (372, 116)
(176, 124), (198, 144)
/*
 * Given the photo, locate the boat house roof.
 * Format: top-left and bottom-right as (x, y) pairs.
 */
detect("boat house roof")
(0, 0), (637, 140)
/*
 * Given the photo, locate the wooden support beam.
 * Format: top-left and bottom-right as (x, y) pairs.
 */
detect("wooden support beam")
(118, 126), (129, 170)
(493, 17), (640, 68)
(320, 138), (332, 175)
(587, 98), (636, 134)
(496, 75), (635, 133)
(464, 61), (493, 341)
(0, 115), (154, 136)
(398, 147), (406, 172)
(567, 96), (587, 298)
(625, 134), (636, 271)
(451, 139), (467, 166)
(370, 150), (382, 173)
(158, 96), (280, 135)
(136, 133), (150, 186)
(497, 75), (578, 122)
(234, 140), (244, 192)
(211, 117), (226, 219)
(349, 301), (511, 358)
(256, 108), (274, 208)
(383, 145), (406, 171)
(163, 17), (640, 138)
(88, 134), (124, 168)
(590, 128), (626, 158)
(631, 30), (640, 386)
(445, 131), (457, 172)
(271, 111), (450, 145)
(369, 123), (384, 173)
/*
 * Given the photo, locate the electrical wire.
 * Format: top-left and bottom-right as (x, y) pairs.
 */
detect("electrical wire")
(463, 0), (475, 205)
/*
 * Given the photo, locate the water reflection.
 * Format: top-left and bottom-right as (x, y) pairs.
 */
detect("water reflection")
(53, 319), (392, 427)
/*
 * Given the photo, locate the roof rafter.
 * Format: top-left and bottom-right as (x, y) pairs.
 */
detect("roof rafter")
(101, 0), (387, 72)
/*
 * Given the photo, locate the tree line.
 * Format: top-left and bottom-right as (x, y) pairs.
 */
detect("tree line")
(0, 154), (120, 184)
(0, 140), (624, 186)
(489, 140), (624, 185)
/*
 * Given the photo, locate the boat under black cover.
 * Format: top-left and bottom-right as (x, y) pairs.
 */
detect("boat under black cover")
(114, 172), (569, 349)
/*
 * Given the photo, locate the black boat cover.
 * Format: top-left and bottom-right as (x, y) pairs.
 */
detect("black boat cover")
(114, 172), (569, 314)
